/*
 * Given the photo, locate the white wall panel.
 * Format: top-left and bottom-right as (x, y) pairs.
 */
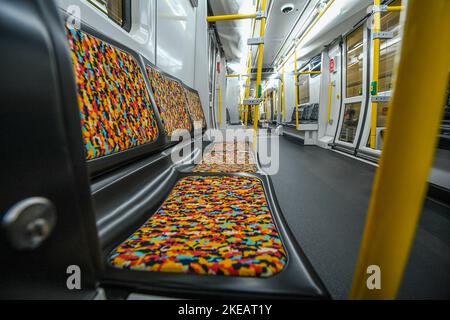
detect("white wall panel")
(225, 77), (241, 124)
(56, 0), (156, 63)
(193, 0), (210, 125)
(157, 0), (196, 86)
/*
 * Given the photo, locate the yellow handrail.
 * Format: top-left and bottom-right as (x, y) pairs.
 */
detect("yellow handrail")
(282, 66), (286, 122)
(299, 71), (322, 75)
(327, 81), (334, 124)
(244, 50), (253, 128)
(294, 50), (299, 130)
(370, 0), (382, 149)
(282, 0), (336, 68)
(350, 0), (450, 299)
(207, 13), (257, 23)
(218, 86), (223, 128)
(387, 6), (403, 12)
(253, 0), (268, 135)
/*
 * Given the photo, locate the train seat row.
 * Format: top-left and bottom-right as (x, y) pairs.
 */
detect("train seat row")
(285, 104), (320, 127)
(64, 17), (328, 298)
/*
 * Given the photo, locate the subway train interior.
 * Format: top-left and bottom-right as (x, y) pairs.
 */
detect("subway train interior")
(0, 0), (449, 301)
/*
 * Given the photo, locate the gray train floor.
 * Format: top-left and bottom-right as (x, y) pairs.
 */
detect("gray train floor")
(270, 136), (450, 300)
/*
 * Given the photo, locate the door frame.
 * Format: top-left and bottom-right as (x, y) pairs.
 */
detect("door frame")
(357, 1), (403, 160)
(334, 19), (370, 152)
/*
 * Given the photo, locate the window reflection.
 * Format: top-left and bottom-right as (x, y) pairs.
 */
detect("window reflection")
(366, 102), (389, 150)
(298, 73), (310, 104)
(346, 26), (364, 98)
(88, 0), (124, 26)
(379, 0), (402, 93)
(340, 103), (361, 143)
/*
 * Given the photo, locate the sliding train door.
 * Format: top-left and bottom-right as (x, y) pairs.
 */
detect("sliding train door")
(357, 0), (403, 160)
(334, 23), (369, 152)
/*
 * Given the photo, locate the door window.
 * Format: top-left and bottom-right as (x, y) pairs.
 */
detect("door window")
(339, 103), (362, 143)
(298, 73), (310, 104)
(379, 0), (402, 93)
(346, 26), (364, 98)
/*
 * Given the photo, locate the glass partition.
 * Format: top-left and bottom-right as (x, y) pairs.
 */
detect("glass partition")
(88, 0), (125, 27)
(339, 103), (362, 143)
(378, 0), (402, 93)
(298, 73), (310, 105)
(346, 26), (364, 98)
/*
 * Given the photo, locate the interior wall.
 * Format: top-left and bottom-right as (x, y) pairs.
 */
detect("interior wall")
(56, 0), (209, 123)
(225, 77), (241, 125)
(284, 52), (297, 122)
(193, 0), (210, 126)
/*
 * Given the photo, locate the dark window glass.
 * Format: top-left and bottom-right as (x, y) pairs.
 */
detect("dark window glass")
(88, 0), (128, 28)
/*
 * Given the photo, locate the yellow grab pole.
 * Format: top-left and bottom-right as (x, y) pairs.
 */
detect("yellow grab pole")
(350, 0), (450, 300)
(282, 66), (286, 122)
(207, 13), (257, 23)
(327, 81), (334, 124)
(253, 0), (268, 135)
(387, 6), (403, 12)
(218, 86), (223, 128)
(370, 0), (381, 149)
(244, 51), (253, 128)
(300, 71), (322, 75)
(294, 50), (299, 130)
(281, 0), (335, 68)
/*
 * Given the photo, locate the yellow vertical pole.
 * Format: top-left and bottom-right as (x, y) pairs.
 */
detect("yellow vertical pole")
(350, 0), (450, 299)
(282, 66), (286, 122)
(253, 0), (268, 134)
(370, 0), (381, 149)
(327, 81), (334, 123)
(218, 86), (223, 128)
(244, 51), (252, 128)
(294, 50), (299, 130)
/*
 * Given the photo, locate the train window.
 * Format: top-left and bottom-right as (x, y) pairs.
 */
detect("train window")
(310, 56), (322, 78)
(88, 0), (131, 31)
(378, 0), (402, 92)
(365, 101), (389, 149)
(298, 72), (310, 104)
(346, 26), (364, 98)
(339, 102), (361, 143)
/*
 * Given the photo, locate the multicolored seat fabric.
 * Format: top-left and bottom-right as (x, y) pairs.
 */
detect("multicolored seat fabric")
(109, 176), (287, 277)
(212, 142), (253, 153)
(183, 88), (206, 130)
(193, 142), (257, 173)
(193, 150), (258, 173)
(146, 66), (192, 136)
(67, 29), (159, 160)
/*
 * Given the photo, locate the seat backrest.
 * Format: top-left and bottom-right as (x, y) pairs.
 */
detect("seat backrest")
(310, 104), (319, 121)
(67, 29), (160, 164)
(146, 64), (193, 137)
(183, 86), (207, 131)
(303, 105), (312, 120)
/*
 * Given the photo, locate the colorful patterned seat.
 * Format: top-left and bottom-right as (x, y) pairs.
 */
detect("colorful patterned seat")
(193, 150), (258, 173)
(109, 176), (287, 277)
(193, 142), (258, 173)
(184, 88), (207, 130)
(67, 29), (159, 160)
(146, 66), (192, 136)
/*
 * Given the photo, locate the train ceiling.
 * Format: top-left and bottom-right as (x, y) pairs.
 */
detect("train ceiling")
(208, 0), (372, 73)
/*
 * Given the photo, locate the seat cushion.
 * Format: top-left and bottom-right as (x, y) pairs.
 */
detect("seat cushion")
(212, 142), (253, 153)
(67, 29), (159, 160)
(146, 66), (192, 136)
(193, 151), (257, 173)
(109, 176), (287, 277)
